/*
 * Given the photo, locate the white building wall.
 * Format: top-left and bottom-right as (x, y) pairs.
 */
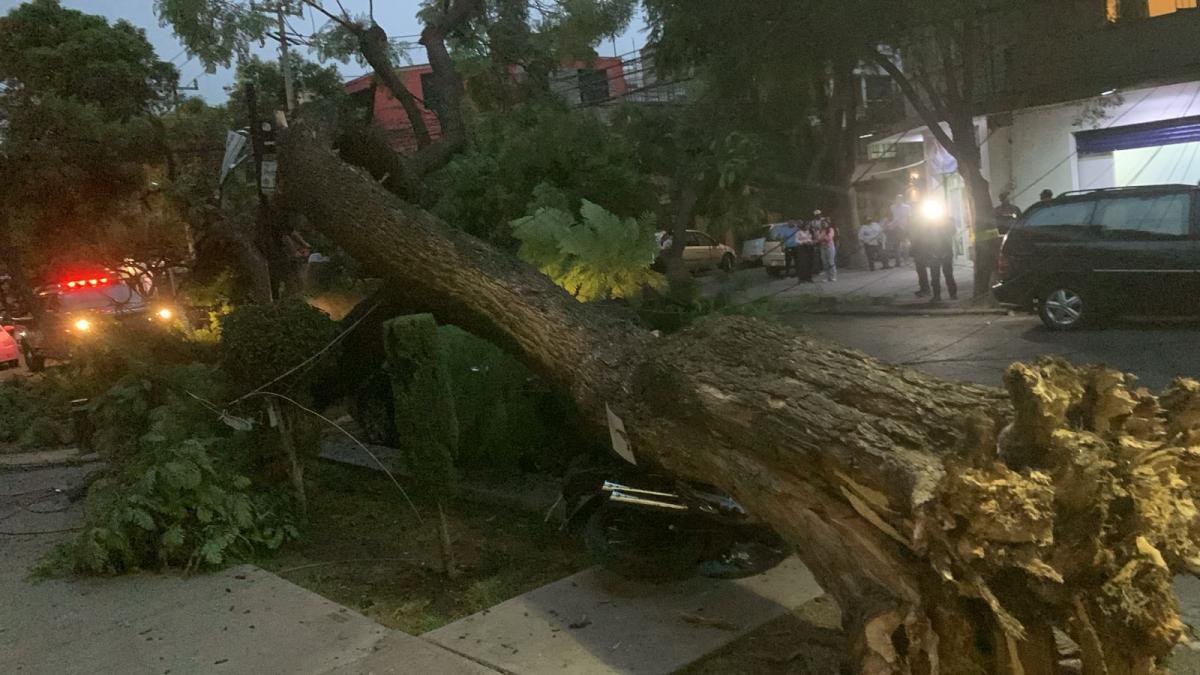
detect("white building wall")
(998, 81), (1200, 209)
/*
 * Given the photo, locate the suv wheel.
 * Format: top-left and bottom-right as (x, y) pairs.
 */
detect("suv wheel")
(720, 253), (735, 272)
(1038, 287), (1087, 330)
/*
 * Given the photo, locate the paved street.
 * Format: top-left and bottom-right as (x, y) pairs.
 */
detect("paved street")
(784, 312), (1200, 390)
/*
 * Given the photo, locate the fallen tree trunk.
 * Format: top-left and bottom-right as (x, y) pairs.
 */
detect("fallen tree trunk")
(280, 120), (1200, 674)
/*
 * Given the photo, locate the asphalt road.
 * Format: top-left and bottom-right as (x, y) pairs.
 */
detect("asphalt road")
(784, 312), (1200, 390)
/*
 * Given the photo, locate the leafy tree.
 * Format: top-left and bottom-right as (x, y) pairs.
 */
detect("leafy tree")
(511, 198), (661, 301)
(644, 0), (862, 246)
(429, 100), (655, 242)
(0, 0), (180, 300)
(611, 103), (763, 283)
(234, 55), (346, 121)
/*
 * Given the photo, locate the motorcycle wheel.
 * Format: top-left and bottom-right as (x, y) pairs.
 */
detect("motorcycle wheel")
(584, 503), (704, 582)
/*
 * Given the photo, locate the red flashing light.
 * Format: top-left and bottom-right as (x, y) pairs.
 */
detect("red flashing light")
(60, 275), (113, 290)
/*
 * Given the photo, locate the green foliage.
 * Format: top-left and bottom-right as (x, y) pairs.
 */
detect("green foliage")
(0, 0), (176, 117)
(234, 55), (346, 121)
(0, 379), (64, 445)
(219, 299), (339, 395)
(511, 199), (662, 301)
(87, 363), (226, 460)
(428, 101), (655, 243)
(437, 327), (547, 473)
(52, 436), (298, 575)
(18, 416), (68, 449)
(384, 315), (458, 495)
(154, 0), (271, 71)
(67, 319), (217, 401)
(42, 362), (298, 575)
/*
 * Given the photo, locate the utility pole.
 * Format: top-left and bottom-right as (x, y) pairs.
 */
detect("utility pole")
(276, 4), (297, 112)
(251, 0), (298, 112)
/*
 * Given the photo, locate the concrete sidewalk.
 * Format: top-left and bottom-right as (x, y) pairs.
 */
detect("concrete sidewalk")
(425, 557), (823, 675)
(0, 463), (496, 675)
(707, 258), (989, 314)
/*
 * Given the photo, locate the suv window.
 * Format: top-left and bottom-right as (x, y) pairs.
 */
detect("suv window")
(1023, 201), (1096, 229)
(1093, 193), (1193, 239)
(687, 231), (714, 247)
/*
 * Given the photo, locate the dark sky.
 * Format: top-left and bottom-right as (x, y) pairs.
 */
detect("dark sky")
(0, 0), (648, 103)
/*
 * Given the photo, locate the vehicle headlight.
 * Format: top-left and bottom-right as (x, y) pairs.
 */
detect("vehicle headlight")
(73, 318), (92, 332)
(157, 308), (173, 320)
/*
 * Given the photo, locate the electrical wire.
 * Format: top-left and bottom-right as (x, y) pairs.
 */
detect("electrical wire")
(236, 391), (425, 526)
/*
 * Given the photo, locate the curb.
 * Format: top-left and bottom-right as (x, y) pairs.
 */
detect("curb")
(778, 307), (1012, 318)
(0, 451), (102, 471)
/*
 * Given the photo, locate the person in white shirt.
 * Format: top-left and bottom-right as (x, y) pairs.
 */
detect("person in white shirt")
(858, 217), (887, 271)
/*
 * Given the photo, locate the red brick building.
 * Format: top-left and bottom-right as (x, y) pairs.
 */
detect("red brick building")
(345, 58), (629, 153)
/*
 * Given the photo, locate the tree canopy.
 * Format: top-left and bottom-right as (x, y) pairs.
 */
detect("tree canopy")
(0, 0), (180, 286)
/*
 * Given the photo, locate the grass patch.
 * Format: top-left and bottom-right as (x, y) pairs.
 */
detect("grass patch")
(263, 461), (587, 635)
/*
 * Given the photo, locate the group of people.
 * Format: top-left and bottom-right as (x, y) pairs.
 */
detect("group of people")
(772, 187), (1056, 303)
(859, 194), (957, 301)
(778, 210), (839, 283)
(856, 194), (913, 273)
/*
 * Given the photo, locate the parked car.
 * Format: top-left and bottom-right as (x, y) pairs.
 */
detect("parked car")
(19, 275), (175, 371)
(761, 223), (793, 277)
(0, 319), (19, 369)
(655, 230), (738, 273)
(993, 184), (1200, 330)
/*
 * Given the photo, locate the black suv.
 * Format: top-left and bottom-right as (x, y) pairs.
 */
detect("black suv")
(993, 184), (1200, 330)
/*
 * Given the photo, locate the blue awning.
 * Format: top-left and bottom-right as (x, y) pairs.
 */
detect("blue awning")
(1076, 115), (1200, 155)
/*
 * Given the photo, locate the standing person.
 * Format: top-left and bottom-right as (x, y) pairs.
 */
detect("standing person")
(889, 195), (912, 261)
(816, 216), (838, 282)
(994, 191), (1022, 235)
(808, 210), (827, 278)
(858, 216), (887, 271)
(911, 218), (932, 297)
(780, 221), (800, 278)
(793, 222), (814, 282)
(928, 217), (958, 302)
(882, 215), (903, 268)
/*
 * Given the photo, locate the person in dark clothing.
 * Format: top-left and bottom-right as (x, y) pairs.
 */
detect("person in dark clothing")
(994, 191), (1023, 235)
(912, 222), (932, 297)
(926, 219), (957, 302)
(1039, 189), (1054, 204)
(793, 224), (815, 281)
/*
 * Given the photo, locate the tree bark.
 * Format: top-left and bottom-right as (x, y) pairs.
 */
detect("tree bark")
(358, 22), (433, 150)
(281, 119), (1197, 674)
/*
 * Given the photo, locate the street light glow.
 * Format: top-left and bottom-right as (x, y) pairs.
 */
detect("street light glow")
(157, 308), (173, 320)
(73, 318), (92, 332)
(920, 198), (945, 221)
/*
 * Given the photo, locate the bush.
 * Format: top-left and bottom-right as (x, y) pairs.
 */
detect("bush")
(50, 436), (299, 574)
(0, 375), (79, 448)
(18, 416), (68, 449)
(44, 365), (299, 575)
(438, 327), (543, 472)
(87, 363), (228, 461)
(219, 299), (339, 394)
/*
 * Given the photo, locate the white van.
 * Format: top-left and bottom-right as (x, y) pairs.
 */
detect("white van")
(761, 224), (793, 277)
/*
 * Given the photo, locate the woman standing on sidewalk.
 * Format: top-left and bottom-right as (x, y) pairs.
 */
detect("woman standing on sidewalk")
(816, 216), (837, 282)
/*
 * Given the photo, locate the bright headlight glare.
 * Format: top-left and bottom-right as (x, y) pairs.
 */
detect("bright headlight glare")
(73, 318), (92, 332)
(157, 308), (173, 320)
(920, 199), (946, 221)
